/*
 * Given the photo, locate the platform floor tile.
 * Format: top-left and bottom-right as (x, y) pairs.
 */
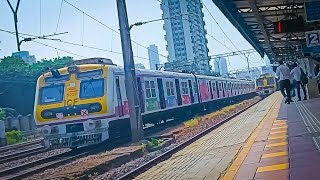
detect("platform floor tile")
(135, 93), (281, 180)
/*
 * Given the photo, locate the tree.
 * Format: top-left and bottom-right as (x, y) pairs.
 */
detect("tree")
(0, 56), (74, 114)
(0, 108), (5, 120)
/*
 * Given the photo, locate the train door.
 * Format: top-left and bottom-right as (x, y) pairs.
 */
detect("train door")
(227, 82), (231, 97)
(222, 82), (225, 97)
(157, 78), (166, 109)
(188, 80), (194, 103)
(209, 81), (213, 99)
(216, 82), (220, 98)
(193, 81), (199, 103)
(137, 77), (145, 113)
(115, 76), (124, 117)
(175, 79), (182, 106)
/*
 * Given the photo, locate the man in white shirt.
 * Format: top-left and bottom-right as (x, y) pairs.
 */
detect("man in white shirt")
(290, 63), (307, 101)
(276, 61), (292, 104)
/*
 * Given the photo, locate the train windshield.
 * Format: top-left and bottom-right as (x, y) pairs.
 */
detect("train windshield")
(80, 78), (104, 99)
(256, 79), (264, 86)
(266, 78), (275, 85)
(40, 85), (64, 104)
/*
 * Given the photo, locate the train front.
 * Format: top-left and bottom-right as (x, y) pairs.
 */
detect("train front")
(34, 64), (111, 148)
(256, 74), (276, 96)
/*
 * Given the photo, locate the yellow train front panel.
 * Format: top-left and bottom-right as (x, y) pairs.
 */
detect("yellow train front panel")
(34, 64), (112, 148)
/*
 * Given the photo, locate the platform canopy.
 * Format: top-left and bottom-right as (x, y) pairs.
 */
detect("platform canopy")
(212, 0), (320, 63)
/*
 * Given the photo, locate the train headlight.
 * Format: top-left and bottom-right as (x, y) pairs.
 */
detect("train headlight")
(95, 120), (102, 128)
(89, 103), (102, 112)
(84, 119), (95, 130)
(41, 125), (51, 135)
(51, 126), (59, 134)
(41, 110), (54, 119)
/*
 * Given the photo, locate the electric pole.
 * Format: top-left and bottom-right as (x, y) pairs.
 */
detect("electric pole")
(7, 0), (21, 51)
(116, 0), (143, 142)
(245, 53), (251, 79)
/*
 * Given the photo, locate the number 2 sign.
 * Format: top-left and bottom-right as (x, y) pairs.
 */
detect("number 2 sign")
(306, 30), (320, 47)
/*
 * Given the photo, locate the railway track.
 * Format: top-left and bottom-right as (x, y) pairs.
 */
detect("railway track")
(0, 121), (181, 180)
(0, 145), (47, 164)
(0, 139), (42, 154)
(117, 97), (262, 180)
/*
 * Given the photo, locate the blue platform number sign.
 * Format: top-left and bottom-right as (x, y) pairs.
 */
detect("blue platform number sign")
(305, 30), (320, 47)
(305, 0), (320, 22)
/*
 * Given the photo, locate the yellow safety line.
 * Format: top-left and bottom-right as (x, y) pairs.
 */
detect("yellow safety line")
(268, 135), (287, 140)
(270, 130), (287, 135)
(271, 126), (287, 131)
(222, 95), (281, 180)
(256, 163), (289, 172)
(261, 151), (288, 158)
(265, 142), (288, 148)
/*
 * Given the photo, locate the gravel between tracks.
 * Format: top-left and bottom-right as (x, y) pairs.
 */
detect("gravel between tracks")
(0, 148), (69, 171)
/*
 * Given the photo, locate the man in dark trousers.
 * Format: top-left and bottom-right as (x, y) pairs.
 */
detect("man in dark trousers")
(276, 61), (292, 104)
(290, 63), (307, 101)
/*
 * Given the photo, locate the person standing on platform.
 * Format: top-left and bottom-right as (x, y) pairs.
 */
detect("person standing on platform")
(315, 64), (320, 94)
(290, 63), (307, 101)
(276, 61), (292, 104)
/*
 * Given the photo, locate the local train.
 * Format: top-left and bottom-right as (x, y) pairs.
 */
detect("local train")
(255, 73), (277, 96)
(34, 58), (256, 148)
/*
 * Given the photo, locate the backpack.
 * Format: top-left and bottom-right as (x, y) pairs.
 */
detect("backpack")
(300, 68), (308, 85)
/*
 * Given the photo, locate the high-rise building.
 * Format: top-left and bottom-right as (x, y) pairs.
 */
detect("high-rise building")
(148, 44), (160, 70)
(161, 0), (210, 75)
(213, 56), (228, 76)
(235, 67), (261, 80)
(12, 51), (36, 64)
(261, 66), (275, 76)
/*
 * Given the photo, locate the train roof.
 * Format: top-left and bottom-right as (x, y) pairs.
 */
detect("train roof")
(42, 62), (253, 83)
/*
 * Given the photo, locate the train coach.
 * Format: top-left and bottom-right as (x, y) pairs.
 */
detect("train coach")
(34, 58), (256, 148)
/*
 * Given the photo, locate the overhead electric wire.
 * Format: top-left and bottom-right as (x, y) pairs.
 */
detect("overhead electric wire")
(0, 28), (150, 61)
(200, 0), (260, 68)
(55, 0), (64, 34)
(62, 0), (180, 63)
(156, 0), (239, 69)
(0, 28), (88, 58)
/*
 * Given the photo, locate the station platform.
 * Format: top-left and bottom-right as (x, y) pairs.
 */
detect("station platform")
(135, 92), (320, 180)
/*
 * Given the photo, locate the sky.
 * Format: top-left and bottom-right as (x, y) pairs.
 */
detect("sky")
(0, 0), (269, 71)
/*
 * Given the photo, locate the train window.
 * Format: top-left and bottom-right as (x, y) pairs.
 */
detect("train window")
(212, 82), (216, 91)
(181, 82), (189, 95)
(40, 84), (64, 104)
(145, 80), (157, 98)
(193, 82), (197, 95)
(80, 78), (104, 99)
(166, 81), (175, 96)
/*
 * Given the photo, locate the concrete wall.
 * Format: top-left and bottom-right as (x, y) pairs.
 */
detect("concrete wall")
(4, 114), (36, 132)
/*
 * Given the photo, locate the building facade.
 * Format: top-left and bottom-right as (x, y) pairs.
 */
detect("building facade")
(12, 51), (36, 64)
(213, 56), (228, 76)
(235, 67), (261, 80)
(161, 0), (210, 75)
(261, 66), (275, 76)
(134, 63), (146, 69)
(148, 44), (161, 70)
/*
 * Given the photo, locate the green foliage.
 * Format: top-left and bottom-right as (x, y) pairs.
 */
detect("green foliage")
(0, 108), (5, 120)
(0, 56), (74, 114)
(6, 130), (23, 145)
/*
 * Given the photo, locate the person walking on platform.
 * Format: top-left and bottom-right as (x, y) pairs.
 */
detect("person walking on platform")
(276, 61), (292, 104)
(290, 63), (307, 101)
(315, 64), (320, 94)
